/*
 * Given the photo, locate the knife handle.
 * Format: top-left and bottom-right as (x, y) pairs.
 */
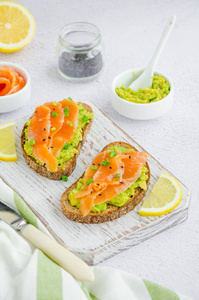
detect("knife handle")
(21, 224), (94, 282)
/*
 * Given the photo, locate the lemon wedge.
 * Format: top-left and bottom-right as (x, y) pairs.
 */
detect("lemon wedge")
(139, 172), (182, 216)
(0, 121), (17, 161)
(0, 1), (36, 53)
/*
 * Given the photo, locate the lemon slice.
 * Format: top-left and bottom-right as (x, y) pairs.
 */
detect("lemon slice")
(139, 172), (182, 216)
(0, 1), (36, 53)
(0, 121), (17, 161)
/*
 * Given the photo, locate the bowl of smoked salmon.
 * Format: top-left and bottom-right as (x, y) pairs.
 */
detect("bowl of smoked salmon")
(0, 62), (31, 113)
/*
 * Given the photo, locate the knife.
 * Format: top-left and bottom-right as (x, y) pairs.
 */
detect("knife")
(0, 201), (94, 282)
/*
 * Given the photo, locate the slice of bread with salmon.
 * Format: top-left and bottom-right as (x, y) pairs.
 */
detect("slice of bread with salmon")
(21, 99), (94, 180)
(61, 141), (150, 224)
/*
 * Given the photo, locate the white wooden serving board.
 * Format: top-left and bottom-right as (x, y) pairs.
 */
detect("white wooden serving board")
(0, 102), (190, 265)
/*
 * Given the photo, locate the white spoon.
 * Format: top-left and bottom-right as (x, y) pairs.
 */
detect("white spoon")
(128, 15), (176, 91)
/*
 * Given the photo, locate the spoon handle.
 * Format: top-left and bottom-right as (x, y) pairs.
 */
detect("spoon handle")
(147, 16), (176, 73)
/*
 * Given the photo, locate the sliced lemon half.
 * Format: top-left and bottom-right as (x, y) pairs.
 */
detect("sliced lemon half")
(139, 172), (182, 216)
(0, 1), (36, 53)
(0, 121), (17, 161)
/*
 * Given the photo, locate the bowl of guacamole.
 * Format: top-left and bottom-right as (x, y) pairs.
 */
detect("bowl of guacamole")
(112, 68), (173, 120)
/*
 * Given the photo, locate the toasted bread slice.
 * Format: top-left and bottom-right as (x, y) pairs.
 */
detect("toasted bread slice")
(21, 103), (93, 180)
(61, 141), (150, 224)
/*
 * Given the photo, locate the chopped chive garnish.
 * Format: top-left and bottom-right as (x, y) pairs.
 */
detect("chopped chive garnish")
(114, 173), (121, 178)
(86, 178), (94, 185)
(101, 158), (110, 167)
(51, 127), (56, 131)
(53, 101), (57, 106)
(51, 112), (58, 117)
(61, 175), (68, 182)
(68, 97), (73, 101)
(109, 150), (116, 158)
(26, 120), (30, 126)
(82, 115), (89, 123)
(64, 143), (69, 150)
(68, 121), (72, 126)
(91, 166), (97, 170)
(64, 106), (69, 117)
(30, 140), (35, 146)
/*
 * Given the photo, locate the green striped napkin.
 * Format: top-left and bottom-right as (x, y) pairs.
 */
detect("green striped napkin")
(0, 179), (193, 300)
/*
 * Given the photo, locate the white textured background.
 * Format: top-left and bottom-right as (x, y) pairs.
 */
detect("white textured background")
(0, 0), (199, 298)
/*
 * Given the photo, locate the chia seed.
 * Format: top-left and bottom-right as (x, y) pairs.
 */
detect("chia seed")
(58, 50), (103, 79)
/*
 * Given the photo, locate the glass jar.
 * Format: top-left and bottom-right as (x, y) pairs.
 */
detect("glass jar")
(57, 22), (104, 81)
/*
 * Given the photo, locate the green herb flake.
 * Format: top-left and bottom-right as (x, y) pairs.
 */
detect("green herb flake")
(62, 175), (68, 182)
(82, 115), (89, 123)
(109, 150), (116, 158)
(101, 160), (108, 167)
(26, 120), (31, 126)
(86, 178), (94, 186)
(51, 112), (58, 117)
(91, 166), (97, 170)
(64, 106), (69, 117)
(101, 158), (110, 167)
(114, 173), (121, 178)
(64, 143), (69, 150)
(68, 97), (73, 101)
(30, 140), (35, 146)
(53, 101), (57, 106)
(68, 121), (72, 126)
(51, 127), (56, 131)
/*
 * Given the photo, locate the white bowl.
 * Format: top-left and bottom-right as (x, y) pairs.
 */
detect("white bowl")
(111, 68), (173, 120)
(0, 62), (31, 113)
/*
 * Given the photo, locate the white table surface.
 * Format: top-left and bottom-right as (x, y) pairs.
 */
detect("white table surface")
(0, 0), (198, 298)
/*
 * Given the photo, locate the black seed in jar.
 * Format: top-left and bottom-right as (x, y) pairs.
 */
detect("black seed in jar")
(58, 50), (103, 78)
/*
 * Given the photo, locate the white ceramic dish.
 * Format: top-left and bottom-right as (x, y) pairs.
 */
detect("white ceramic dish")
(0, 62), (31, 113)
(111, 68), (173, 120)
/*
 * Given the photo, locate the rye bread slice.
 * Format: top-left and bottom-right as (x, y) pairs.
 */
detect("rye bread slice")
(21, 103), (93, 180)
(61, 141), (150, 224)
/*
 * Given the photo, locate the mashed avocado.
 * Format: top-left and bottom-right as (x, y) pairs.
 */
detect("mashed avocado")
(68, 146), (149, 213)
(108, 145), (132, 153)
(24, 103), (94, 169)
(115, 74), (170, 104)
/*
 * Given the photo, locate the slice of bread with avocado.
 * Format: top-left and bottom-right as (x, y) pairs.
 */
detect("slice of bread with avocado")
(61, 142), (150, 224)
(21, 101), (94, 180)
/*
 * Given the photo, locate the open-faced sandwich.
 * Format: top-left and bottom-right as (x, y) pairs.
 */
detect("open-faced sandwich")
(61, 142), (150, 223)
(21, 99), (94, 180)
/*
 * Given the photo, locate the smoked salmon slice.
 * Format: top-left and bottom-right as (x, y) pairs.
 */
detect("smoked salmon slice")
(74, 150), (149, 216)
(44, 102), (64, 148)
(27, 105), (58, 172)
(0, 77), (11, 96)
(50, 100), (79, 158)
(0, 66), (25, 96)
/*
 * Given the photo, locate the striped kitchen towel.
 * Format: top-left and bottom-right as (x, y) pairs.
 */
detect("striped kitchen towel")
(0, 178), (193, 300)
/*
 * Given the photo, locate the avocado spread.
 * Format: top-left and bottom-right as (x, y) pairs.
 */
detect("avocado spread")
(24, 103), (94, 169)
(115, 74), (170, 104)
(68, 146), (149, 213)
